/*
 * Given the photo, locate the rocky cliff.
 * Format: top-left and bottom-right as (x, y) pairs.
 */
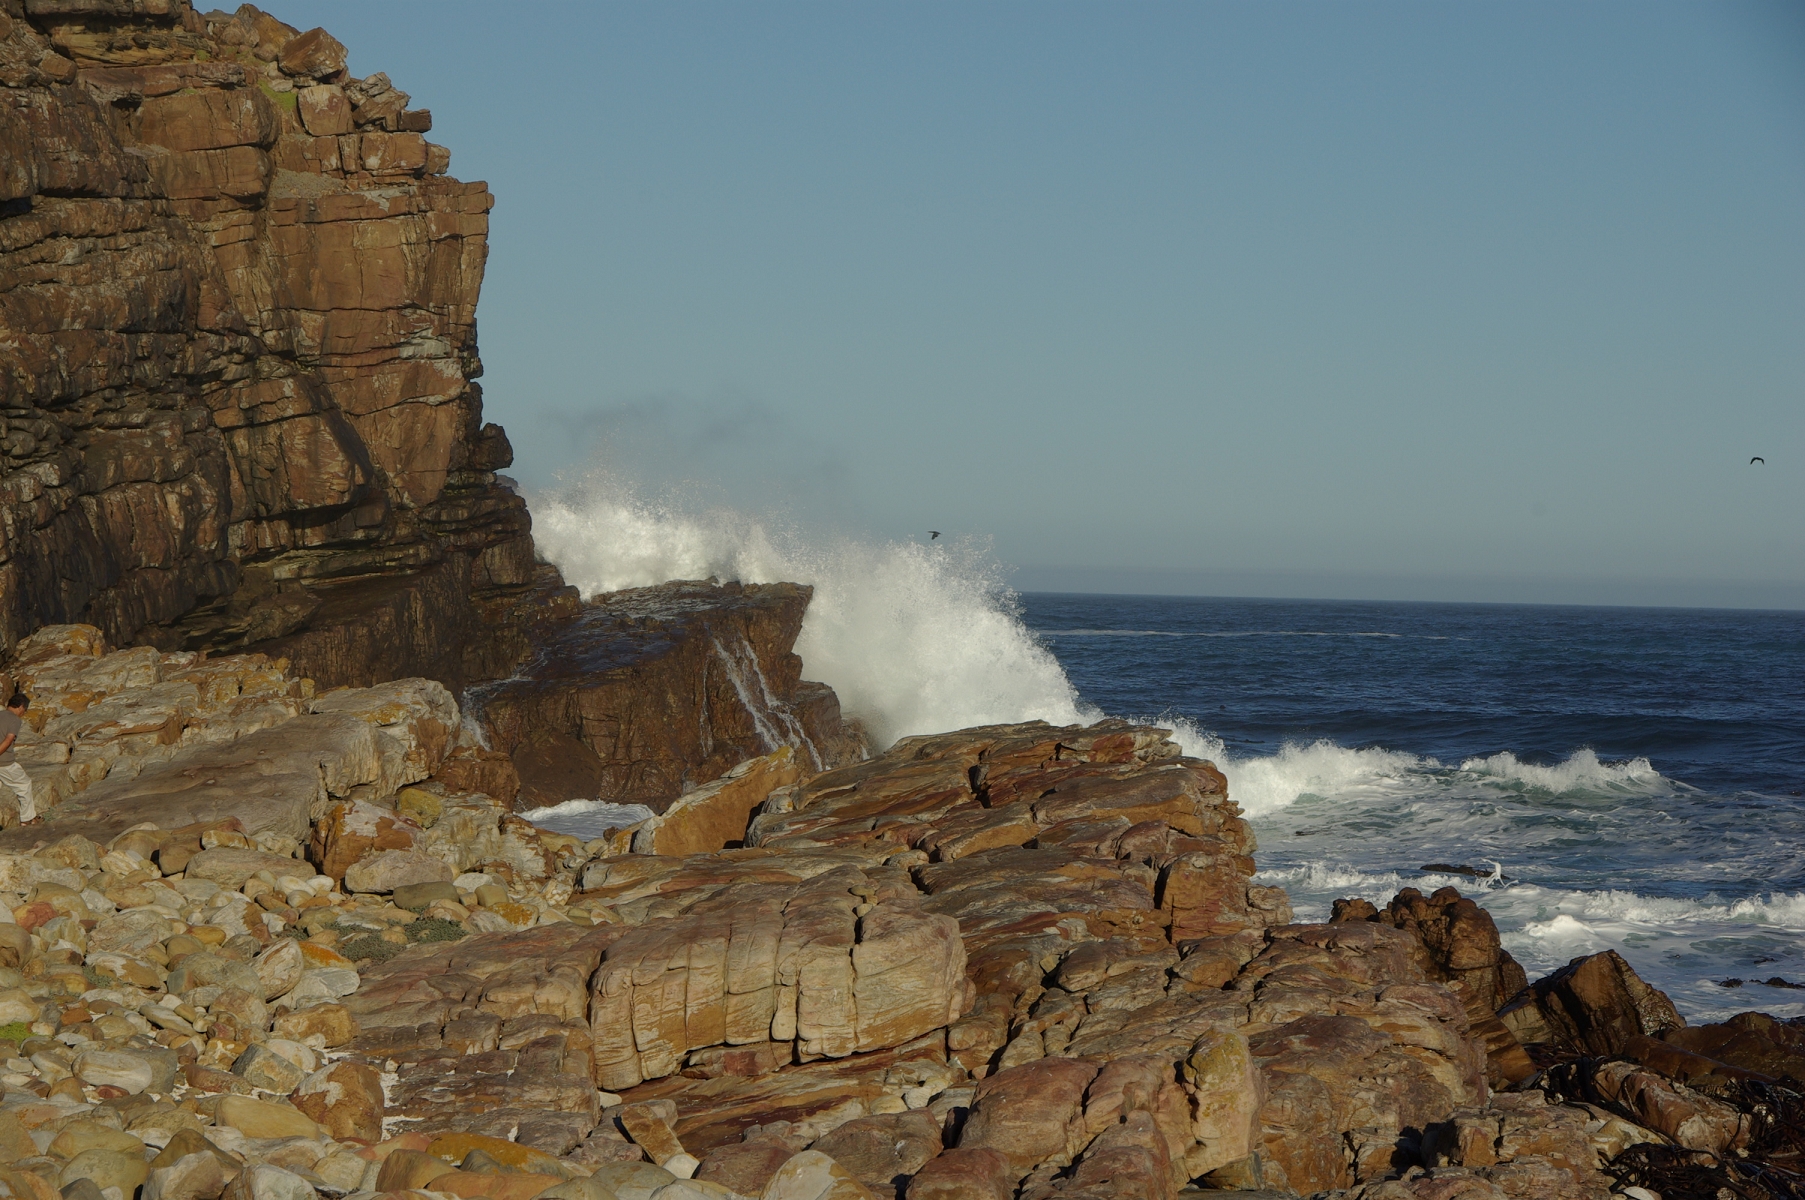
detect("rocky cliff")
(0, 0), (571, 689)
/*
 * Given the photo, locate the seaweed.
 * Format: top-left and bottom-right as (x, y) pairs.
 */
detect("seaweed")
(1605, 1079), (1805, 1200)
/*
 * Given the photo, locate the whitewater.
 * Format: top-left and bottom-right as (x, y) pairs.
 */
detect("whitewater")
(531, 476), (1805, 1023)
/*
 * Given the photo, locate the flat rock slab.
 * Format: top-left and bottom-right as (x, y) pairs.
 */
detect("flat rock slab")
(0, 679), (455, 851)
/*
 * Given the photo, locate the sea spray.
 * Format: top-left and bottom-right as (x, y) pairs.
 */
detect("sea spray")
(531, 475), (1089, 748)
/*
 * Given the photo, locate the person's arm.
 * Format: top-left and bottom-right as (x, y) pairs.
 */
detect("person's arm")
(0, 732), (14, 757)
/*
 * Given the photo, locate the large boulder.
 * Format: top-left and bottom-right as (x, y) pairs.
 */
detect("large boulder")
(1497, 949), (1684, 1058)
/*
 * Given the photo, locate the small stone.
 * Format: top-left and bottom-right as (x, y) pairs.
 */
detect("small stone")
(270, 1003), (357, 1047)
(312, 1152), (370, 1193)
(74, 1049), (155, 1095)
(49, 1121), (145, 1159)
(374, 1149), (454, 1192)
(186, 849), (300, 889)
(143, 1151), (230, 1200)
(0, 988), (39, 1024)
(252, 939), (304, 1001)
(223, 1162), (317, 1200)
(548, 1163), (677, 1200)
(395, 788), (443, 828)
(167, 952), (262, 997)
(231, 1044), (305, 1095)
(295, 967), (358, 1000)
(619, 1104), (687, 1167)
(59, 1149), (149, 1197)
(88, 913), (169, 961)
(342, 851), (452, 895)
(390, 880), (458, 911)
(213, 1094), (321, 1140)
(293, 1060), (384, 1142)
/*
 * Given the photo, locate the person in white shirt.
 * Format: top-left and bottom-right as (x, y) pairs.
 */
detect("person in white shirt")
(0, 692), (38, 826)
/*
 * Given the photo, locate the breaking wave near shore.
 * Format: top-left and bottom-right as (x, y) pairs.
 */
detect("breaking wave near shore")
(530, 476), (1091, 749)
(1196, 734), (1805, 1020)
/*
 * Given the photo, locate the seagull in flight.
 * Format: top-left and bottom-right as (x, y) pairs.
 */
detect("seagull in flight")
(1751, 457), (1765, 465)
(929, 531), (940, 540)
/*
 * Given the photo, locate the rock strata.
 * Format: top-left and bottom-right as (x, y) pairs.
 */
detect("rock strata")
(0, 0), (572, 688)
(0, 700), (1802, 1200)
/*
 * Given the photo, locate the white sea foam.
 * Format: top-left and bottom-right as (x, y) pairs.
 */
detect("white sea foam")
(531, 475), (1089, 748)
(1152, 722), (1684, 818)
(1459, 748), (1671, 794)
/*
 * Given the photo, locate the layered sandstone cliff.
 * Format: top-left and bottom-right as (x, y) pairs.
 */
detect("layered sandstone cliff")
(0, 0), (570, 689)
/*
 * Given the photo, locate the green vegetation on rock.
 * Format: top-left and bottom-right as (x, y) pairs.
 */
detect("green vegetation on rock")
(404, 916), (467, 944)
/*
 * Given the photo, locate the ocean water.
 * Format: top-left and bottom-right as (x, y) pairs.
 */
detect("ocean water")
(528, 476), (1805, 1021)
(1021, 593), (1805, 1022)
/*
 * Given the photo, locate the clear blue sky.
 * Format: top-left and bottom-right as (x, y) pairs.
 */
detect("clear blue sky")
(284, 1), (1804, 608)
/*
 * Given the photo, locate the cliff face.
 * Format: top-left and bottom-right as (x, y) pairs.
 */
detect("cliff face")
(0, 0), (574, 689)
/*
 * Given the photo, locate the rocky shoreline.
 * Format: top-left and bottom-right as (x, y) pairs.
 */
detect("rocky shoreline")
(3, 3), (1804, 1199)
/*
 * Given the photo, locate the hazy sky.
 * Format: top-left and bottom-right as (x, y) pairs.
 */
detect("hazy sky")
(285, 1), (1804, 608)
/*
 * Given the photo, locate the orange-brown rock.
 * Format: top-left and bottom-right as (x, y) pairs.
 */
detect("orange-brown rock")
(633, 748), (803, 856)
(1496, 949), (1684, 1060)
(1333, 886), (1535, 1087)
(0, 0), (575, 688)
(311, 798), (425, 880)
(293, 1059), (386, 1142)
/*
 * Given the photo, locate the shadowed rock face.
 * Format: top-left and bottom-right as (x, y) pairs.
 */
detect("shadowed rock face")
(0, 0), (574, 688)
(473, 580), (866, 813)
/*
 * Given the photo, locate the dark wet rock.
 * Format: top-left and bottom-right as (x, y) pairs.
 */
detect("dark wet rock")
(474, 580), (864, 812)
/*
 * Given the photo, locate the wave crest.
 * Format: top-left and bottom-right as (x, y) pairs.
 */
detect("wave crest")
(1458, 748), (1670, 795)
(531, 475), (1087, 748)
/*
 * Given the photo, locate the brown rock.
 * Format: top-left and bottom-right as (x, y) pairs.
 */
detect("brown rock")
(294, 1060), (386, 1142)
(482, 581), (862, 813)
(271, 1002), (359, 1047)
(312, 798), (424, 880)
(0, 4), (593, 699)
(1659, 1010), (1805, 1080)
(618, 1103), (688, 1166)
(375, 1150), (455, 1192)
(957, 1057), (1099, 1177)
(811, 1111), (942, 1200)
(588, 866), (965, 1090)
(698, 1141), (802, 1196)
(903, 1149), (1014, 1200)
(1571, 1059), (1749, 1153)
(279, 28), (348, 78)
(1337, 887), (1535, 1086)
(1497, 949), (1683, 1058)
(635, 748), (802, 856)
(427, 1171), (567, 1200)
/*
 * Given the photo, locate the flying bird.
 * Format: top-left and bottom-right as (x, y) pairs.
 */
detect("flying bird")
(929, 531), (940, 540)
(1751, 457), (1765, 465)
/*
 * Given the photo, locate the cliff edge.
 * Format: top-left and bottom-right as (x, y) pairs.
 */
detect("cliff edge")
(0, 0), (572, 689)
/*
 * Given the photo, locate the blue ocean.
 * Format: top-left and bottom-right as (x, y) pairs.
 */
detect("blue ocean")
(1019, 592), (1805, 1022)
